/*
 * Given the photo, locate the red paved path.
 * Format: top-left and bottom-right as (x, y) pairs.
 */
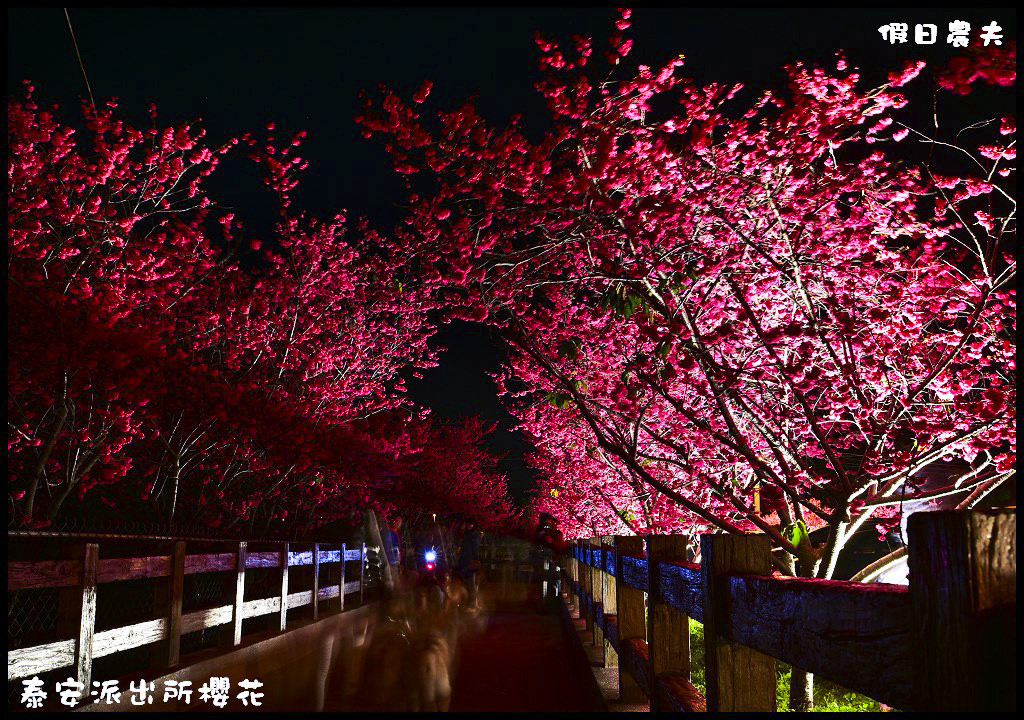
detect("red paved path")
(449, 588), (593, 712)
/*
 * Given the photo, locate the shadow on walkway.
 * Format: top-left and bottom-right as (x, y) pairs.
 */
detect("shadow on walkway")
(450, 583), (595, 712)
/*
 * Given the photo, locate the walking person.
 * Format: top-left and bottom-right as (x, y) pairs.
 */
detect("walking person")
(384, 514), (406, 589)
(456, 518), (483, 611)
(531, 513), (567, 611)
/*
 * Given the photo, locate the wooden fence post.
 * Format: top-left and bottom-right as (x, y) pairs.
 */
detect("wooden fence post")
(701, 533), (775, 712)
(564, 544), (573, 612)
(67, 543), (98, 691)
(581, 539), (593, 630)
(572, 540), (582, 617)
(591, 537), (604, 647)
(279, 542), (289, 632)
(166, 541), (185, 667)
(312, 543), (320, 621)
(565, 544), (573, 618)
(614, 535), (647, 704)
(646, 535), (691, 710)
(908, 510), (1016, 711)
(601, 537), (619, 670)
(338, 543), (346, 613)
(232, 541), (247, 646)
(576, 541), (584, 604)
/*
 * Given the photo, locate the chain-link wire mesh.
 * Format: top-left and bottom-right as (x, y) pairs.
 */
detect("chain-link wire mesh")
(241, 563), (278, 637)
(8, 588), (64, 710)
(95, 577), (158, 632)
(8, 588), (61, 651)
(178, 568), (233, 656)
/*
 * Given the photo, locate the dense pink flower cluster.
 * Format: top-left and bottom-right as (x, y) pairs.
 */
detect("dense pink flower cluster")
(8, 86), (517, 532)
(937, 40), (1016, 95)
(359, 9), (1015, 577)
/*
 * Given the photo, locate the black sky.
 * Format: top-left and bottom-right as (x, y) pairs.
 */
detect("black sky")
(7, 6), (1016, 503)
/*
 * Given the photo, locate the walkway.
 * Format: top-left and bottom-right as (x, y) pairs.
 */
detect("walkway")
(450, 583), (598, 712)
(326, 581), (609, 712)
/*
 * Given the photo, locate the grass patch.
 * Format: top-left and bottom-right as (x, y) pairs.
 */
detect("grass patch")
(688, 618), (880, 712)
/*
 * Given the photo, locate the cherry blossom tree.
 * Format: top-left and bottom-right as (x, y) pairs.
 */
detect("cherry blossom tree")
(8, 85), (516, 534)
(359, 14), (1015, 708)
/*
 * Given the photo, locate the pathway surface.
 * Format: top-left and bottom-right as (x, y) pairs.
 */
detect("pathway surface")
(449, 584), (596, 712)
(327, 581), (634, 712)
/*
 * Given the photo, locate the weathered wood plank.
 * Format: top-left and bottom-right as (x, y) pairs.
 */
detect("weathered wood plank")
(701, 533), (775, 712)
(243, 596), (281, 619)
(344, 580), (361, 595)
(344, 548), (362, 562)
(8, 584), (358, 683)
(658, 561), (703, 622)
(98, 555), (171, 583)
(93, 618), (168, 659)
(726, 574), (913, 709)
(11, 549), (308, 588)
(245, 551), (281, 569)
(319, 549), (341, 564)
(9, 560), (80, 590)
(619, 553), (648, 592)
(656, 673), (707, 713)
(184, 552), (235, 575)
(909, 510), (1016, 711)
(287, 590), (313, 609)
(181, 604), (233, 634)
(235, 589), (348, 622)
(289, 550), (313, 567)
(8, 639), (77, 680)
(604, 546), (616, 576)
(605, 613), (620, 653)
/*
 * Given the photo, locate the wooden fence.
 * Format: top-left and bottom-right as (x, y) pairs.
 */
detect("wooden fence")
(563, 510), (1015, 712)
(8, 536), (375, 693)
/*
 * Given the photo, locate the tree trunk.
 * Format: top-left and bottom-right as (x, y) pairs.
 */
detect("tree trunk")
(788, 556), (816, 711)
(789, 666), (814, 712)
(25, 403), (68, 519)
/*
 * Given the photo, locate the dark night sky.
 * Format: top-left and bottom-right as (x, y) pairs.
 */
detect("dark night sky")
(7, 7), (1015, 503)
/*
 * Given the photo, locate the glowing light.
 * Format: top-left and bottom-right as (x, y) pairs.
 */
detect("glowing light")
(425, 563), (435, 571)
(424, 549), (437, 563)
